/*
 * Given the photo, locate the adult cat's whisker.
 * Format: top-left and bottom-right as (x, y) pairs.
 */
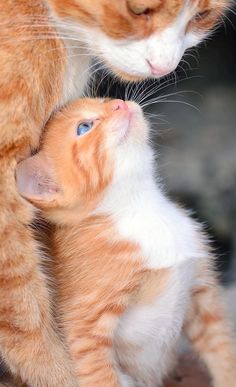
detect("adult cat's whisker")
(87, 62), (106, 76)
(1, 21), (87, 36)
(125, 81), (133, 101)
(135, 79), (174, 102)
(105, 75), (117, 99)
(130, 79), (152, 103)
(0, 34), (87, 44)
(88, 65), (106, 82)
(8, 18), (88, 33)
(184, 53), (200, 67)
(139, 88), (201, 106)
(226, 7), (236, 17)
(220, 15), (228, 34)
(126, 81), (141, 102)
(130, 80), (163, 104)
(134, 73), (188, 104)
(88, 67), (109, 92)
(97, 69), (115, 97)
(134, 81), (178, 105)
(134, 75), (202, 106)
(221, 12), (236, 31)
(143, 89), (201, 103)
(177, 64), (188, 78)
(140, 98), (200, 112)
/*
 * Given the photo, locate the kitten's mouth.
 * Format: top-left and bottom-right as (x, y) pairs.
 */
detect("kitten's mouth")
(117, 101), (142, 143)
(119, 111), (132, 143)
(110, 100), (142, 143)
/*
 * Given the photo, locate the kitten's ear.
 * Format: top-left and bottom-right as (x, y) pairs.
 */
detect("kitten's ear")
(16, 153), (60, 207)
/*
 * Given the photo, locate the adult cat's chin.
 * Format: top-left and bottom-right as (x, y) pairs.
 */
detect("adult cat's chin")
(105, 62), (154, 82)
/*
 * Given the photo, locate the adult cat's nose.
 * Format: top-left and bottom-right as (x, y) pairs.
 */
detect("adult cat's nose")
(146, 59), (173, 77)
(111, 99), (128, 111)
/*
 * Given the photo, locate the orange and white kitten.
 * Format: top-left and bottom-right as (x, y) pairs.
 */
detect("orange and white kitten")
(0, 1), (231, 385)
(17, 98), (236, 387)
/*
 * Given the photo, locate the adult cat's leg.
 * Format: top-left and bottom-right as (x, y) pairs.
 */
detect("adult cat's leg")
(0, 158), (77, 386)
(184, 258), (236, 387)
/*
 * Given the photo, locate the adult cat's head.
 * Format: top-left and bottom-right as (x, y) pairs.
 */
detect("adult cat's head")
(48, 0), (230, 80)
(16, 98), (152, 221)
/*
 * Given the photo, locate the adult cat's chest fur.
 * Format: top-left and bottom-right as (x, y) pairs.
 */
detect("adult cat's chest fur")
(48, 11), (92, 105)
(40, 4), (91, 107)
(60, 38), (91, 105)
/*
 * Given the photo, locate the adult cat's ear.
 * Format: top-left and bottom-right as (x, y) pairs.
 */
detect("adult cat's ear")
(16, 153), (60, 207)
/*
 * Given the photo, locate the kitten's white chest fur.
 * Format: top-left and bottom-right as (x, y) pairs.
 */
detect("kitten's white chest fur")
(115, 261), (196, 386)
(96, 143), (204, 270)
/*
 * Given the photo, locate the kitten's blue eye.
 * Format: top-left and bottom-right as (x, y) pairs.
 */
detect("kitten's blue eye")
(77, 121), (94, 136)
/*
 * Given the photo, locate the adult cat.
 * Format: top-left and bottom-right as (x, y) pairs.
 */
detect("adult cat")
(0, 0), (230, 386)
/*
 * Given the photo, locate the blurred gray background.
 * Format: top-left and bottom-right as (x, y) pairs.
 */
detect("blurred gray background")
(94, 12), (236, 285)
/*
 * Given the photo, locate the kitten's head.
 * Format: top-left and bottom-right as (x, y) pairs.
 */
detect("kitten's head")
(16, 98), (151, 220)
(48, 0), (230, 80)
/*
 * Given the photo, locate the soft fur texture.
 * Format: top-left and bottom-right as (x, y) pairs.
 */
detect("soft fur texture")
(17, 98), (236, 387)
(0, 0), (231, 385)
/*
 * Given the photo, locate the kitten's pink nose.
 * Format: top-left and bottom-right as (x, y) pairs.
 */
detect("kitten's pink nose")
(111, 99), (128, 111)
(146, 59), (173, 77)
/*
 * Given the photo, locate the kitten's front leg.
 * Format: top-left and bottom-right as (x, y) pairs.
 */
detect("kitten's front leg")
(65, 270), (143, 387)
(69, 312), (127, 386)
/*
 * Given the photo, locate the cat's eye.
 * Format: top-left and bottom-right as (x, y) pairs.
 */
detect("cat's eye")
(128, 4), (151, 16)
(194, 10), (211, 21)
(77, 121), (94, 136)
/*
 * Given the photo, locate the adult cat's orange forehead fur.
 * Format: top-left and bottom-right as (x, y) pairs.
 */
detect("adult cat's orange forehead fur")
(49, 0), (227, 36)
(49, 0), (230, 79)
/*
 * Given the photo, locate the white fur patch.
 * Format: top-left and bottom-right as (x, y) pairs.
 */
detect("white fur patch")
(95, 115), (204, 270)
(115, 261), (196, 385)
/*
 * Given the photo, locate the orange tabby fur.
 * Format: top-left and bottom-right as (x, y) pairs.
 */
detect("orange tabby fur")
(49, 0), (228, 39)
(16, 98), (236, 387)
(0, 0), (232, 385)
(0, 2), (76, 387)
